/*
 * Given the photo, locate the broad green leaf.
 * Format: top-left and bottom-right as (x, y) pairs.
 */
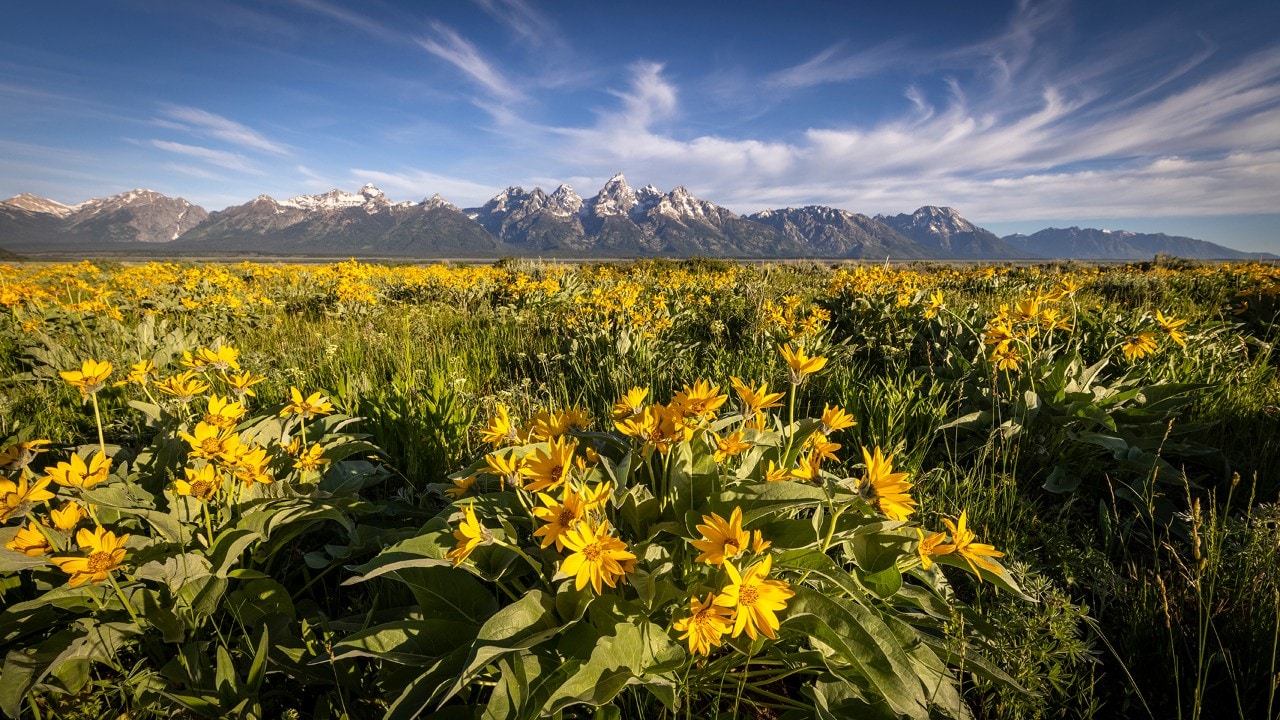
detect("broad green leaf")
(329, 619), (479, 664)
(786, 588), (929, 719)
(0, 629), (84, 718)
(723, 481), (831, 525)
(226, 578), (295, 626)
(440, 590), (561, 705)
(544, 617), (682, 715)
(392, 566), (498, 625)
(134, 552), (213, 593)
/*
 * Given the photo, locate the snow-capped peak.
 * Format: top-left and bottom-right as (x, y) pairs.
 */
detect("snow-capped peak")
(2, 193), (73, 217)
(278, 186), (389, 213)
(422, 194), (457, 211)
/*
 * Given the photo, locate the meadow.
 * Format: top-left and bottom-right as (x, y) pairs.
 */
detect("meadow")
(1, 256), (1278, 719)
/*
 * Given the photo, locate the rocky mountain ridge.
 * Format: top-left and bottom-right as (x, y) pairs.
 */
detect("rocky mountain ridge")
(2, 178), (1272, 260)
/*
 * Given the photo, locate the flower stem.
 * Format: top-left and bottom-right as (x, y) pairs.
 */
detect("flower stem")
(107, 573), (142, 627)
(90, 392), (106, 457)
(201, 501), (215, 546)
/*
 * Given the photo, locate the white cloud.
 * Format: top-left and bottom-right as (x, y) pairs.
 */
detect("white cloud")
(418, 22), (523, 103)
(158, 106), (290, 155)
(765, 40), (911, 90)
(348, 167), (503, 206)
(150, 140), (261, 174)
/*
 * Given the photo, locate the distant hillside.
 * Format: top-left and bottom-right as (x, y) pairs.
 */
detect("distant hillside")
(0, 246), (23, 261)
(1003, 227), (1277, 260)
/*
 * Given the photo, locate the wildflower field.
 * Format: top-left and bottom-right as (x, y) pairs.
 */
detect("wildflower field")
(1, 256), (1278, 719)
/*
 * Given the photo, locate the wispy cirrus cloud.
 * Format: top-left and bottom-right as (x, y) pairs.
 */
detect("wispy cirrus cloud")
(150, 140), (261, 174)
(473, 0), (559, 50)
(288, 0), (404, 44)
(418, 21), (524, 103)
(157, 106), (290, 155)
(765, 40), (913, 91)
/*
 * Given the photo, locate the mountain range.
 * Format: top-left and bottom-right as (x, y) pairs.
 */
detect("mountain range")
(1, 174), (1273, 260)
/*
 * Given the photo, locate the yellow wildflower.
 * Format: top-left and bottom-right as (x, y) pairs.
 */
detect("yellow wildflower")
(1155, 310), (1188, 347)
(610, 386), (649, 421)
(672, 592), (733, 656)
(690, 507), (750, 566)
(1122, 332), (1158, 361)
(59, 358), (113, 396)
(50, 501), (87, 532)
(53, 527), (129, 586)
(480, 404), (517, 447)
(155, 370), (211, 402)
(293, 443), (330, 472)
(857, 446), (916, 521)
(916, 528), (952, 570)
(178, 422), (240, 462)
(935, 511), (1005, 577)
(671, 380), (728, 421)
(446, 504), (487, 567)
(174, 464), (223, 502)
(44, 451), (112, 490)
(712, 430), (751, 462)
(524, 436), (576, 493)
(0, 439), (51, 472)
(779, 344), (828, 384)
(714, 555), (795, 641)
(730, 377), (784, 414)
(820, 404), (856, 435)
(113, 359), (157, 388)
(559, 521), (636, 594)
(5, 521), (52, 556)
(532, 489), (588, 550)
(224, 371), (266, 399)
(281, 387), (335, 419)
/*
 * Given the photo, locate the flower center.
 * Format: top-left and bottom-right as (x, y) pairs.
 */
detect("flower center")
(191, 480), (213, 497)
(86, 551), (114, 573)
(201, 438), (223, 455)
(557, 508), (578, 526)
(739, 583), (759, 607)
(581, 541), (603, 562)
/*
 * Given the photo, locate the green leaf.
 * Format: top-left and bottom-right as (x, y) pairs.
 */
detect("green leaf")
(134, 552), (213, 593)
(848, 530), (911, 575)
(208, 528), (262, 577)
(392, 566), (498, 625)
(775, 549), (863, 599)
(440, 590), (561, 705)
(342, 522), (455, 584)
(786, 588), (929, 719)
(0, 629), (83, 717)
(1042, 466), (1081, 493)
(859, 565), (903, 600)
(139, 588), (186, 643)
(226, 578), (296, 626)
(245, 626), (270, 695)
(722, 481), (831, 525)
(383, 646), (471, 720)
(329, 619), (479, 664)
(544, 617), (682, 715)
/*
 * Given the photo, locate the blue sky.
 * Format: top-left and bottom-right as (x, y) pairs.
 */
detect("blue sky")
(2, 0), (1279, 251)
